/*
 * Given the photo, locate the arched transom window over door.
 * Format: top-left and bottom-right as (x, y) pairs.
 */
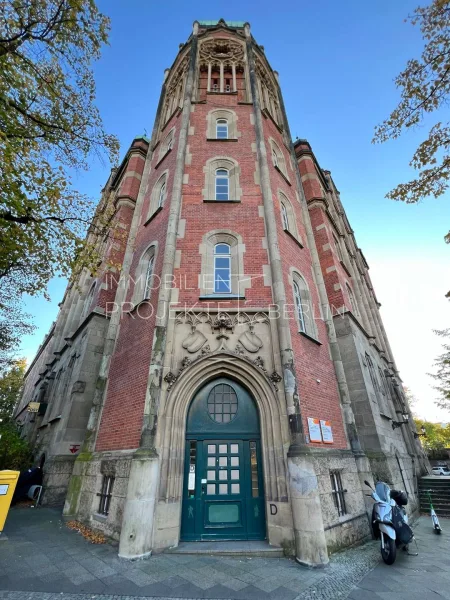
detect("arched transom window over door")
(214, 243), (231, 293)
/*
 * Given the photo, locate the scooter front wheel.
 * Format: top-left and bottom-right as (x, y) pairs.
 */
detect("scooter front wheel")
(381, 536), (396, 565)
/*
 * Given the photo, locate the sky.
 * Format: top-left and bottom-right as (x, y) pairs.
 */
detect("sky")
(20, 0), (449, 422)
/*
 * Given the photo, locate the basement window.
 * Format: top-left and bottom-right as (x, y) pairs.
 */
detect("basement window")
(97, 475), (114, 516)
(330, 470), (347, 517)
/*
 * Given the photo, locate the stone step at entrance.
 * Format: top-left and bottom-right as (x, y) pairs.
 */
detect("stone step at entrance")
(166, 540), (285, 557)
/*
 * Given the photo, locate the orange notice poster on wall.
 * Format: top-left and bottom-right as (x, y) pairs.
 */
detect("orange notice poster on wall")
(320, 420), (333, 444)
(307, 417), (322, 443)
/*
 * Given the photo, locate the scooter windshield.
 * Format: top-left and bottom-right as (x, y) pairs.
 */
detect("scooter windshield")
(375, 481), (391, 502)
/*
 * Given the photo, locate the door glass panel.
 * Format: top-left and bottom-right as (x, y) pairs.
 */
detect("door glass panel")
(207, 471), (215, 480)
(231, 470), (239, 480)
(230, 456), (239, 466)
(231, 483), (240, 494)
(219, 457), (227, 466)
(208, 457), (215, 467)
(207, 484), (216, 495)
(219, 444), (227, 454)
(208, 444), (216, 454)
(250, 441), (259, 498)
(219, 483), (228, 494)
(219, 470), (227, 480)
(188, 441), (196, 497)
(230, 444), (239, 454)
(208, 503), (239, 523)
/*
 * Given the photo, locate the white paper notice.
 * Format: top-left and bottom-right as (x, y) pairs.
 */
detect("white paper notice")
(307, 417), (322, 443)
(0, 484), (8, 495)
(320, 420), (333, 444)
(188, 472), (195, 491)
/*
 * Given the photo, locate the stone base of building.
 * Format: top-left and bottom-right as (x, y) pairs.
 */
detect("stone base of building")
(41, 455), (77, 507)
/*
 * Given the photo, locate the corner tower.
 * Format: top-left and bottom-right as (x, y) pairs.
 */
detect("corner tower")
(17, 19), (425, 567)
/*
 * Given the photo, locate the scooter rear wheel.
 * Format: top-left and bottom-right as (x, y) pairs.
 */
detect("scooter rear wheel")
(381, 537), (396, 565)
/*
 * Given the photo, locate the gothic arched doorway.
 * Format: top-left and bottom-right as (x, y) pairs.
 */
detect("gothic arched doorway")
(180, 377), (266, 541)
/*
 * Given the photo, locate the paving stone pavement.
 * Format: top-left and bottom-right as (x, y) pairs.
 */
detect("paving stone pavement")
(3, 506), (439, 600)
(347, 515), (450, 600)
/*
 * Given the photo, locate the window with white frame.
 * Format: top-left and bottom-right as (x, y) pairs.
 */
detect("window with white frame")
(158, 182), (166, 209)
(214, 243), (231, 293)
(215, 169), (229, 201)
(293, 273), (316, 339)
(281, 202), (289, 230)
(270, 140), (288, 178)
(132, 244), (157, 304)
(159, 129), (175, 161)
(216, 118), (228, 139)
(148, 172), (168, 217)
(346, 283), (359, 316)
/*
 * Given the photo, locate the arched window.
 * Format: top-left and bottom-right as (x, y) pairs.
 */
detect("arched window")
(159, 129), (175, 161)
(144, 254), (155, 299)
(346, 283), (359, 316)
(281, 201), (289, 231)
(215, 169), (229, 201)
(216, 119), (228, 139)
(333, 234), (344, 262)
(272, 148), (279, 167)
(148, 172), (168, 218)
(292, 274), (316, 338)
(81, 282), (95, 320)
(270, 139), (288, 179)
(214, 243), (231, 293)
(158, 182), (166, 209)
(132, 244), (158, 304)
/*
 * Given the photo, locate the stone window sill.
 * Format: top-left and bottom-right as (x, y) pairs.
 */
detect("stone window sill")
(199, 294), (245, 300)
(144, 206), (163, 226)
(274, 164), (291, 186)
(203, 199), (241, 203)
(339, 260), (352, 278)
(155, 147), (172, 169)
(206, 138), (238, 142)
(92, 513), (108, 523)
(299, 331), (322, 346)
(284, 228), (304, 248)
(207, 91), (238, 96)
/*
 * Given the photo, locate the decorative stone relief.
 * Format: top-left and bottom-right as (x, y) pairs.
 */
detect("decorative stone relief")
(169, 311), (282, 392)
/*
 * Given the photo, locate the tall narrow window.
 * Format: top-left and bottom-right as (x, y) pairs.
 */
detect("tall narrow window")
(214, 243), (231, 293)
(293, 274), (316, 338)
(330, 471), (347, 516)
(366, 353), (380, 394)
(143, 255), (155, 299)
(216, 118), (228, 139)
(272, 148), (278, 167)
(167, 135), (174, 150)
(346, 284), (358, 316)
(333, 234), (343, 262)
(158, 182), (166, 208)
(281, 202), (289, 230)
(293, 280), (306, 333)
(97, 475), (114, 516)
(215, 169), (229, 201)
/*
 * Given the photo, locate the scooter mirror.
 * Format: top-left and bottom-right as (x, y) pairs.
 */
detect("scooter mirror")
(364, 480), (372, 488)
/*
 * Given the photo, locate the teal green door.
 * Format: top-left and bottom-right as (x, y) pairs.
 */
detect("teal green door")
(181, 378), (266, 541)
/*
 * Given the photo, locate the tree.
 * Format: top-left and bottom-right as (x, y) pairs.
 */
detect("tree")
(429, 328), (450, 411)
(0, 0), (120, 299)
(0, 358), (26, 422)
(373, 0), (450, 243)
(0, 422), (33, 470)
(413, 417), (450, 458)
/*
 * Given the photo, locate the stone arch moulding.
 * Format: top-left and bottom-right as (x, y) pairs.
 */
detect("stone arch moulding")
(206, 108), (240, 139)
(153, 352), (292, 548)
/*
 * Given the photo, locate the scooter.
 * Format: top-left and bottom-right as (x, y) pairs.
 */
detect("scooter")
(365, 480), (416, 565)
(426, 489), (442, 534)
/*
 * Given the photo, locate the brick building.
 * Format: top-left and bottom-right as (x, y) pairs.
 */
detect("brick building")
(15, 20), (428, 565)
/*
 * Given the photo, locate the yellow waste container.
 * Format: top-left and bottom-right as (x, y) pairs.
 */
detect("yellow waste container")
(0, 470), (19, 533)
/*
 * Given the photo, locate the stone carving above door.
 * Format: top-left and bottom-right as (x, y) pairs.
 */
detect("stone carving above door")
(169, 311), (282, 391)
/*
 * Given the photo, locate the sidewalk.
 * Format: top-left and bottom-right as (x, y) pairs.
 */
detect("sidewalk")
(348, 515), (450, 599)
(0, 505), (383, 600)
